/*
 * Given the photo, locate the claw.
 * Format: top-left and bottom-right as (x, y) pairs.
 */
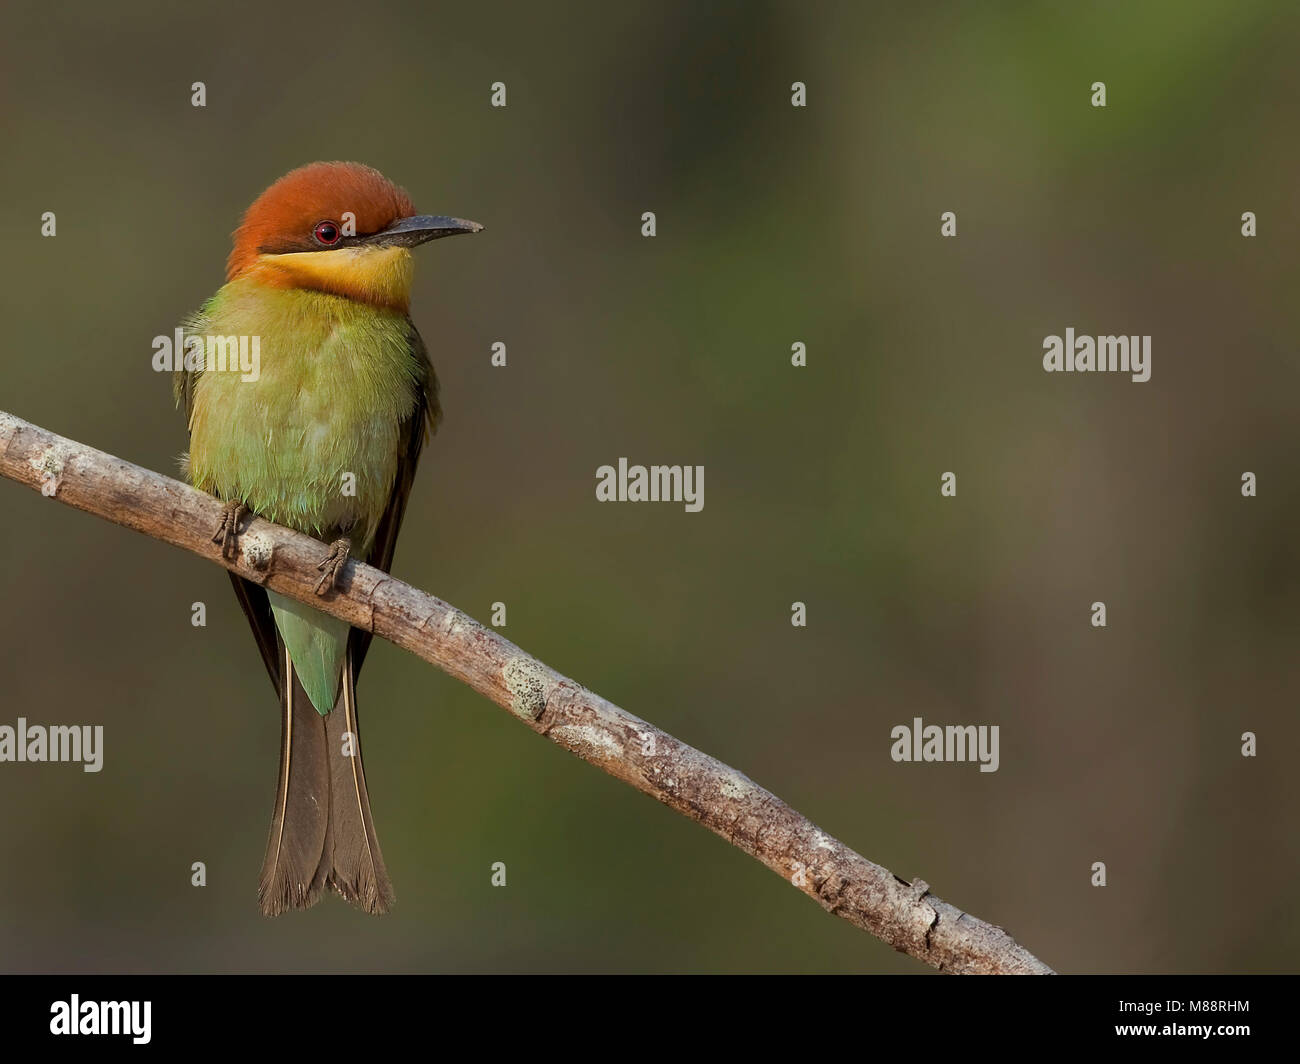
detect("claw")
(315, 536), (352, 595)
(212, 500), (248, 559)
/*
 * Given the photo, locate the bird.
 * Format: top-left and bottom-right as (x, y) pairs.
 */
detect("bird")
(174, 161), (481, 915)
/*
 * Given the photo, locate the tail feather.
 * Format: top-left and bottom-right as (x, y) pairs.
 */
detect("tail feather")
(258, 645), (331, 915)
(258, 644), (394, 916)
(323, 646), (394, 914)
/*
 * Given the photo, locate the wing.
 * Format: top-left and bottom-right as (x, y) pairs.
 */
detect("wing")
(228, 571), (283, 696)
(349, 320), (439, 678)
(173, 303), (212, 428)
(173, 303), (287, 695)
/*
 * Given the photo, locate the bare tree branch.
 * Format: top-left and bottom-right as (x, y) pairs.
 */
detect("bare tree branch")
(0, 409), (1053, 974)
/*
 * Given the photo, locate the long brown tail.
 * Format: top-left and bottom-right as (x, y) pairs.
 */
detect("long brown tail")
(258, 645), (394, 916)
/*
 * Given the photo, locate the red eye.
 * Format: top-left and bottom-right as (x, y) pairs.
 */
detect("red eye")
(313, 220), (340, 245)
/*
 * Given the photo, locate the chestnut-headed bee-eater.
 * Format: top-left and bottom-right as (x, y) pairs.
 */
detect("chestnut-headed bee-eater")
(174, 162), (481, 915)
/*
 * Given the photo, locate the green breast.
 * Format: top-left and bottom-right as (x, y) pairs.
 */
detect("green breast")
(184, 279), (422, 553)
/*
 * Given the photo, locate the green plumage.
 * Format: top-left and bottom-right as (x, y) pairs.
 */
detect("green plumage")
(265, 592), (352, 714)
(177, 278), (431, 713)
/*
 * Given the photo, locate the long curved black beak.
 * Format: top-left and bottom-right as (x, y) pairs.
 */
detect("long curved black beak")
(365, 214), (484, 248)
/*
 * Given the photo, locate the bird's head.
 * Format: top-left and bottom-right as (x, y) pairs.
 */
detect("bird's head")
(226, 161), (481, 310)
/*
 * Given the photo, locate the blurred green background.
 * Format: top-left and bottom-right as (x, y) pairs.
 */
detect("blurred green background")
(1, 0), (1297, 973)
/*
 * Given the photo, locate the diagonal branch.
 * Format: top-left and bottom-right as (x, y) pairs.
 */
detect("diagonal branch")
(0, 409), (1053, 974)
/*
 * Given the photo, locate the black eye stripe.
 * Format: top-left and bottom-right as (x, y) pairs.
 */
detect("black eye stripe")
(255, 220), (399, 256)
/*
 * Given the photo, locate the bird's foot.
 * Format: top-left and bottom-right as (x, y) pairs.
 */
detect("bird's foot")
(315, 536), (352, 595)
(212, 500), (249, 559)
